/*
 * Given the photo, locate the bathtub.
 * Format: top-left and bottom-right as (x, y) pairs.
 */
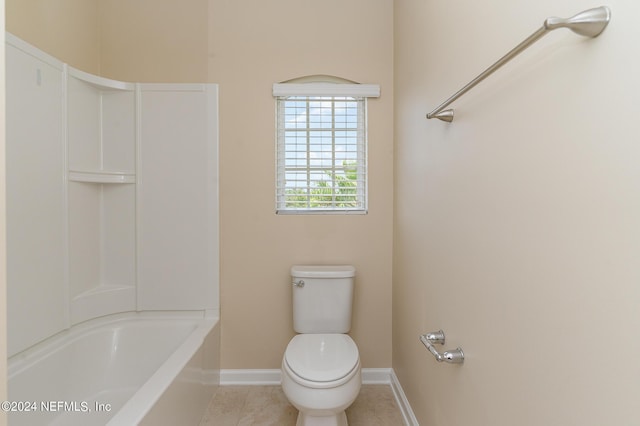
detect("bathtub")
(8, 311), (220, 426)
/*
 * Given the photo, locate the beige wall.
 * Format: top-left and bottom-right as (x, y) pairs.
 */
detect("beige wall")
(99, 0), (209, 82)
(6, 0), (209, 82)
(209, 0), (394, 368)
(394, 0), (640, 424)
(6, 0), (100, 74)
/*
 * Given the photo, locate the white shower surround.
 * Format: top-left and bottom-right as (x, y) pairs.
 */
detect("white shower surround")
(6, 34), (220, 425)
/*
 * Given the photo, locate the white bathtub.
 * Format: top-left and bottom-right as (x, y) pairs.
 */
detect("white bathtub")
(8, 311), (220, 426)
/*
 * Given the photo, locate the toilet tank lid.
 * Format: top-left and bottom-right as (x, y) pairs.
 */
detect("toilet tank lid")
(291, 265), (355, 278)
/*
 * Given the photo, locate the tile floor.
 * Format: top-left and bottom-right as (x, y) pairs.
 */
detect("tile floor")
(199, 384), (406, 426)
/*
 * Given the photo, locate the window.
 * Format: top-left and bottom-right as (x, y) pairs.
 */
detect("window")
(273, 80), (379, 214)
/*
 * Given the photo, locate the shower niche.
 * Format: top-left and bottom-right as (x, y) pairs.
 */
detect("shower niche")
(6, 34), (219, 356)
(66, 68), (137, 324)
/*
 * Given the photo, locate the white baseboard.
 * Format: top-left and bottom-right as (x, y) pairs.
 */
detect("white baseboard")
(390, 369), (419, 426)
(219, 368), (392, 386)
(220, 369), (281, 385)
(361, 368), (393, 384)
(219, 368), (418, 425)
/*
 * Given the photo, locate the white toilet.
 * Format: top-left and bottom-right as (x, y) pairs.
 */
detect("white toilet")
(281, 265), (361, 426)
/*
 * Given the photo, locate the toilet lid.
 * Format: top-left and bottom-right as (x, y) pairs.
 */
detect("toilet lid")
(285, 334), (359, 382)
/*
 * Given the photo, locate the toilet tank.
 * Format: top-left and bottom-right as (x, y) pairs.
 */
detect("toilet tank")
(291, 265), (356, 334)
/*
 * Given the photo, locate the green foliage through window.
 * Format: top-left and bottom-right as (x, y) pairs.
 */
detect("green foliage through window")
(284, 161), (359, 209)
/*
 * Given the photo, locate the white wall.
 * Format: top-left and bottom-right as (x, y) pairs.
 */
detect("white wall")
(6, 41), (67, 354)
(394, 1), (640, 425)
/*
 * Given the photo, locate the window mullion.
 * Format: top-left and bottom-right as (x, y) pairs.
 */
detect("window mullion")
(331, 99), (337, 206)
(306, 97), (311, 209)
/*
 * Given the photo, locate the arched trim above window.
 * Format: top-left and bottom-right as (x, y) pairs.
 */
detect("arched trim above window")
(273, 75), (380, 98)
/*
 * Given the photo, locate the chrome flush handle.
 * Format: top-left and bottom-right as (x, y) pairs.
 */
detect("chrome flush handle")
(292, 279), (305, 288)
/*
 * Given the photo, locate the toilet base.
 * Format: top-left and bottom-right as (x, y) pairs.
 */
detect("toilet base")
(282, 352), (361, 426)
(296, 410), (348, 426)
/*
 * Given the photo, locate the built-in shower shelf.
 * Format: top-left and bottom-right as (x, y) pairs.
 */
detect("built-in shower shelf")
(69, 170), (135, 184)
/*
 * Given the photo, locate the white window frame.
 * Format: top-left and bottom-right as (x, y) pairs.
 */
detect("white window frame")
(273, 81), (380, 215)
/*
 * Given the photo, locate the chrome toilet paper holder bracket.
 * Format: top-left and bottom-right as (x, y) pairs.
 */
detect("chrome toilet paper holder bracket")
(420, 330), (464, 364)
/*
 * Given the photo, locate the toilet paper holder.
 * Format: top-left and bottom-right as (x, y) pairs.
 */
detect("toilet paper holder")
(420, 330), (464, 364)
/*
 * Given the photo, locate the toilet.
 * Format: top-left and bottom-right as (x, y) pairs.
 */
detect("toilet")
(281, 265), (361, 426)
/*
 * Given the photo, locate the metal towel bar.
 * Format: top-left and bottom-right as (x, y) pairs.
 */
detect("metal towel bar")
(420, 330), (464, 364)
(426, 6), (611, 122)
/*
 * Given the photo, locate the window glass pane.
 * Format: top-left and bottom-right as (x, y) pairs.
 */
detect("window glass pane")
(277, 95), (366, 213)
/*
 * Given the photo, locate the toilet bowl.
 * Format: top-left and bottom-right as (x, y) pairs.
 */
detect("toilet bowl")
(282, 265), (360, 425)
(282, 333), (361, 426)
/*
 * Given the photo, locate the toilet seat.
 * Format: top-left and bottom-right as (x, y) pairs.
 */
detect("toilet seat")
(284, 334), (360, 388)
